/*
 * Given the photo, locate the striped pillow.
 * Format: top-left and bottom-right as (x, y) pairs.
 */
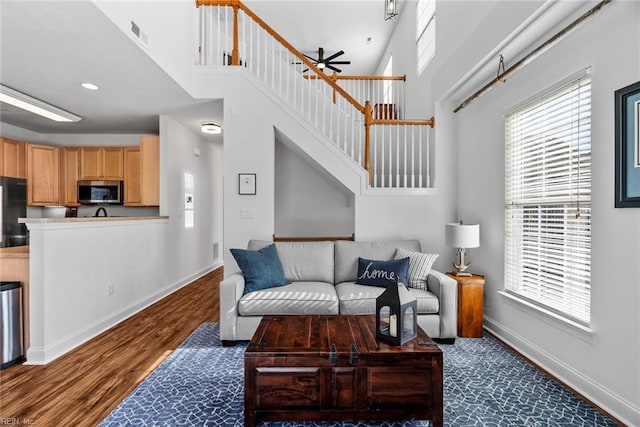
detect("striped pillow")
(394, 248), (439, 291)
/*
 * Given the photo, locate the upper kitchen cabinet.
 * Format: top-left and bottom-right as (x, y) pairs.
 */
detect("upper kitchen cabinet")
(27, 144), (59, 206)
(80, 147), (124, 180)
(0, 137), (26, 179)
(124, 136), (159, 206)
(60, 147), (81, 206)
(124, 147), (141, 205)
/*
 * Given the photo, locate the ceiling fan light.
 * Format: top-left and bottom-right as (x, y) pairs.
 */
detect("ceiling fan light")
(201, 122), (222, 134)
(317, 62), (326, 70)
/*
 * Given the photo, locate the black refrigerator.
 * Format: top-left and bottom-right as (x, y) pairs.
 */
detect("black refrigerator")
(0, 177), (28, 248)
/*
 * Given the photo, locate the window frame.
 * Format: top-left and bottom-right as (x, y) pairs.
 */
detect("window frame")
(416, 0), (436, 76)
(504, 70), (592, 327)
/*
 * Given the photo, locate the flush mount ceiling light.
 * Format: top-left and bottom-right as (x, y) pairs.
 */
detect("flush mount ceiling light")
(0, 84), (82, 122)
(200, 122), (222, 134)
(384, 0), (399, 22)
(81, 82), (99, 90)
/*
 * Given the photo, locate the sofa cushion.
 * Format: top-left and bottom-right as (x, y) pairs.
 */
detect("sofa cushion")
(334, 240), (421, 284)
(238, 282), (339, 316)
(336, 282), (440, 315)
(355, 257), (410, 287)
(335, 282), (384, 314)
(248, 240), (334, 284)
(230, 244), (288, 295)
(394, 248), (439, 291)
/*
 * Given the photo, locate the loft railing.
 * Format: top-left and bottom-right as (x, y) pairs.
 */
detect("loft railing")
(196, 0), (435, 189)
(305, 73), (406, 119)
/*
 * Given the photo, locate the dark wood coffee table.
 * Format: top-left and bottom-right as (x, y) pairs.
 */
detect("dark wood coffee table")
(244, 315), (443, 427)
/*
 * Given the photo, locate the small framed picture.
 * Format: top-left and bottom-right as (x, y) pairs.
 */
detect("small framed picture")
(239, 173), (256, 195)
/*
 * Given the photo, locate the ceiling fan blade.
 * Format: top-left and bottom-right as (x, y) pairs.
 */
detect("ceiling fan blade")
(318, 47), (324, 61)
(326, 64), (342, 73)
(328, 61), (351, 65)
(302, 54), (318, 62)
(324, 50), (345, 62)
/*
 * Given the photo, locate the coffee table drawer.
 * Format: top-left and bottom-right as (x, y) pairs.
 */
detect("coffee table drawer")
(255, 367), (322, 410)
(367, 367), (434, 408)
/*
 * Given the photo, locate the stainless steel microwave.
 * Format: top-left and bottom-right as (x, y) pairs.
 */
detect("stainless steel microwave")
(77, 180), (123, 205)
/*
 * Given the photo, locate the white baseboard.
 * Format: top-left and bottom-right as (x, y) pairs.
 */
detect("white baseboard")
(484, 316), (640, 426)
(24, 262), (222, 365)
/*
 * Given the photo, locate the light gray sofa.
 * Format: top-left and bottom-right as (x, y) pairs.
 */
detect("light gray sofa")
(220, 239), (457, 344)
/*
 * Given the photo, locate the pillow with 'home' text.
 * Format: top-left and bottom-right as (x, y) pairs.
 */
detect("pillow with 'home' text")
(230, 244), (288, 295)
(355, 257), (409, 287)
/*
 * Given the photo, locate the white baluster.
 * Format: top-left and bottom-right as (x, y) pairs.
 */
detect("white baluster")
(418, 127), (423, 188)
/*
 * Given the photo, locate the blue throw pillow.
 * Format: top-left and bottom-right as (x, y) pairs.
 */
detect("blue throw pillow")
(230, 244), (288, 295)
(355, 257), (410, 287)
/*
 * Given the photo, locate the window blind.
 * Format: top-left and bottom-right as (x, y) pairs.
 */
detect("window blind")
(504, 73), (592, 325)
(416, 0), (435, 75)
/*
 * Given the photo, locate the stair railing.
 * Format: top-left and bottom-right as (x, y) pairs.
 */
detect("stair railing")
(196, 0), (435, 189)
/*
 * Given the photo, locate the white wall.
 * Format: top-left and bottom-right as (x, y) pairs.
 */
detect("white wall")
(92, 0), (197, 93)
(449, 2), (640, 424)
(160, 115), (222, 278)
(275, 137), (354, 238)
(27, 218), (169, 364)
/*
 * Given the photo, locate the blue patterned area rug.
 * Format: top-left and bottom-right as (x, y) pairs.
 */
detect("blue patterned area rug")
(99, 323), (616, 427)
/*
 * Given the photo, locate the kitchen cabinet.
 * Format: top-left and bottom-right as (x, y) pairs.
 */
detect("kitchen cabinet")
(124, 147), (141, 205)
(60, 147), (81, 206)
(80, 147), (124, 180)
(124, 136), (159, 206)
(27, 144), (59, 206)
(0, 137), (26, 179)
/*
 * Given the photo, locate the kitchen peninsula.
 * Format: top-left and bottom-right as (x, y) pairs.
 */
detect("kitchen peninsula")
(20, 215), (171, 365)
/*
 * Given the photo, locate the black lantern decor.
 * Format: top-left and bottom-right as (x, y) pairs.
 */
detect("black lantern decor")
(376, 277), (417, 345)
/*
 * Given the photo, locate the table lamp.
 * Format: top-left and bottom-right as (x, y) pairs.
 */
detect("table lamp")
(445, 222), (480, 276)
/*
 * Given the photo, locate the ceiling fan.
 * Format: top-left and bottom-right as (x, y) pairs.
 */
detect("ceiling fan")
(298, 47), (351, 73)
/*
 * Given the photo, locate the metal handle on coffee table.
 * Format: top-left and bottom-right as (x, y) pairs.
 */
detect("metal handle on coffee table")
(329, 343), (337, 364)
(350, 342), (359, 365)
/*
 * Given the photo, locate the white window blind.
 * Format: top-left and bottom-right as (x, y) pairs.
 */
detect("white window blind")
(504, 73), (592, 325)
(416, 0), (435, 75)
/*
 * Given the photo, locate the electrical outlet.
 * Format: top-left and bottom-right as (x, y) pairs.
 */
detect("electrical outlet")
(107, 282), (114, 296)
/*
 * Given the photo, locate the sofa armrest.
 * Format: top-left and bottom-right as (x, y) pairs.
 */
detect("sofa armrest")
(219, 273), (245, 342)
(426, 269), (458, 338)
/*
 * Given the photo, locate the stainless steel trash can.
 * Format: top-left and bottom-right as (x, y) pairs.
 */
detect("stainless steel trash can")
(1, 281), (24, 369)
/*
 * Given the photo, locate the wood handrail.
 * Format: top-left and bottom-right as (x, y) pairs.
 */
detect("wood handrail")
(273, 233), (355, 242)
(304, 74), (407, 81)
(371, 117), (435, 127)
(196, 0), (365, 114)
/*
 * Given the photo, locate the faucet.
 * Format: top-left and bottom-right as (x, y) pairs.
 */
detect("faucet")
(94, 207), (108, 217)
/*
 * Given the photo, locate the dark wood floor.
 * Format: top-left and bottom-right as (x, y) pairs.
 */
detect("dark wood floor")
(0, 267), (222, 426)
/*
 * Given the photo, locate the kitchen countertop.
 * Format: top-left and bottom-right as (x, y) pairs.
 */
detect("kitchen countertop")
(0, 245), (29, 258)
(19, 216), (169, 224)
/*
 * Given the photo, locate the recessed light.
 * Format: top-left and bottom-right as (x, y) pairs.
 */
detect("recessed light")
(201, 122), (222, 134)
(81, 82), (99, 90)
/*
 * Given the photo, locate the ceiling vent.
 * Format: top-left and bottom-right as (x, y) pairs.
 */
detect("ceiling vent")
(130, 21), (149, 47)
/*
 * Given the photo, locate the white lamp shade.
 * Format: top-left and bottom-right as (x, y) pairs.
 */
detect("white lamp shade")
(445, 223), (480, 248)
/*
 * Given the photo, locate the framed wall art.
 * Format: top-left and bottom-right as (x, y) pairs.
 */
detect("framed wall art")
(239, 173), (256, 195)
(615, 81), (640, 207)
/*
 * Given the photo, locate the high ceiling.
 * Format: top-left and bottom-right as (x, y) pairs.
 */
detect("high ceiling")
(0, 1), (397, 137)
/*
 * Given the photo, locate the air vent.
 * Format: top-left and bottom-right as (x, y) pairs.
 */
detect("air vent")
(130, 21), (149, 47)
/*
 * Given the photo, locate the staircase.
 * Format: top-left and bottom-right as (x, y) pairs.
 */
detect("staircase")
(196, 0), (435, 191)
